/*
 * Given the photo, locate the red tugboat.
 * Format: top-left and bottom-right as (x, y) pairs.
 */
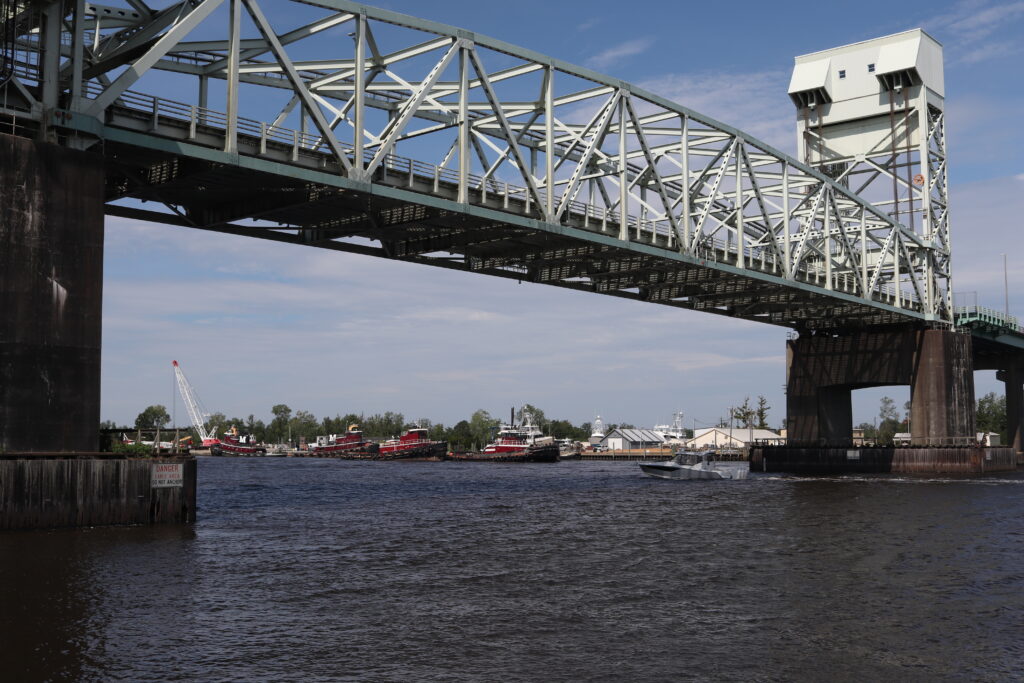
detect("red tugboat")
(173, 360), (266, 456)
(309, 425), (379, 458)
(377, 426), (447, 460)
(211, 425), (267, 456)
(449, 409), (559, 463)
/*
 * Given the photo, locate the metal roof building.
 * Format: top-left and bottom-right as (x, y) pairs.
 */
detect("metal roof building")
(601, 429), (666, 450)
(686, 428), (782, 449)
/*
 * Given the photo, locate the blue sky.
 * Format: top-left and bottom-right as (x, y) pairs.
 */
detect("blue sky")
(101, 0), (1024, 431)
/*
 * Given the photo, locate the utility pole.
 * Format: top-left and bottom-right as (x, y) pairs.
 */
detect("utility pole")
(1004, 253), (1010, 319)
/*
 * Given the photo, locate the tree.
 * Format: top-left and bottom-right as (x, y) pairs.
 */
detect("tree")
(469, 409), (499, 449)
(269, 404), (292, 443)
(289, 410), (319, 442)
(755, 395), (770, 430)
(427, 422), (447, 442)
(447, 420), (474, 450)
(876, 396), (902, 444)
(878, 396), (898, 422)
(363, 412), (405, 438)
(976, 392), (1007, 443)
(730, 397), (756, 428)
(246, 414), (267, 442)
(134, 405), (170, 430)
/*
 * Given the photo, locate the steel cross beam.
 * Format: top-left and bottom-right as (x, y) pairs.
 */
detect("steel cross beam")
(1, 0), (955, 330)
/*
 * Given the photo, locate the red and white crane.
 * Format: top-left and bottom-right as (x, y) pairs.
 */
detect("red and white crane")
(172, 360), (265, 455)
(172, 360), (217, 447)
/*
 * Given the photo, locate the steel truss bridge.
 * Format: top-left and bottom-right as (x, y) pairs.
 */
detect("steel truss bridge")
(0, 0), (1020, 339)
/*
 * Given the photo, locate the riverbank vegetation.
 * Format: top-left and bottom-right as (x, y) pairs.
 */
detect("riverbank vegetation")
(102, 402), (592, 451)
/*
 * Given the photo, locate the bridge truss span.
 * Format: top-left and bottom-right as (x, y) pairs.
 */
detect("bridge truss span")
(0, 0), (949, 329)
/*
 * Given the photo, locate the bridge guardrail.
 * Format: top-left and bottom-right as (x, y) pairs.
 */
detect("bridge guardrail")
(954, 305), (1022, 334)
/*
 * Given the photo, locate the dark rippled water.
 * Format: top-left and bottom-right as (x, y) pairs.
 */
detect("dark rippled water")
(3, 457), (1024, 681)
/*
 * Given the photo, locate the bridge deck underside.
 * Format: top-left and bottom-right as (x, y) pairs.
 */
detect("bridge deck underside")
(103, 139), (912, 330)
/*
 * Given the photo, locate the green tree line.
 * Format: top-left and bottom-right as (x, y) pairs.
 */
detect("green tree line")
(855, 392), (1009, 445)
(103, 402), (594, 451)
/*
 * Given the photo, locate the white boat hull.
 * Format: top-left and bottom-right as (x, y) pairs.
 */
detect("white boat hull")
(639, 460), (749, 481)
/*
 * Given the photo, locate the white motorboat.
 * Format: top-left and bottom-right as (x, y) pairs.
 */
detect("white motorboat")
(639, 451), (749, 480)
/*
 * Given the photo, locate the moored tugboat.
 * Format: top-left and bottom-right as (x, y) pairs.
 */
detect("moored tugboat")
(210, 425), (267, 456)
(376, 426), (447, 460)
(308, 425), (379, 458)
(449, 409), (559, 463)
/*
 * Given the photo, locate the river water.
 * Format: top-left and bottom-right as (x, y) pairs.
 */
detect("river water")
(3, 457), (1024, 681)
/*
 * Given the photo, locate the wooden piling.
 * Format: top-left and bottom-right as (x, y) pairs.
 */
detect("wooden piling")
(0, 454), (196, 530)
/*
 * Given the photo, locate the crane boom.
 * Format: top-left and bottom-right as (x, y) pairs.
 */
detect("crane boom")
(172, 360), (215, 445)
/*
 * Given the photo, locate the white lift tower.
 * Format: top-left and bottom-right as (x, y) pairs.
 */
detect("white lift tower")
(788, 29), (950, 321)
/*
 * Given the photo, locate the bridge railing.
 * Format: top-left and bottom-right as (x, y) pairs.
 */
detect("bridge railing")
(954, 305), (1023, 334)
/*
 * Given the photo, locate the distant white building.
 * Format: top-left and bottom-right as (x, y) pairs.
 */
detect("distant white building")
(602, 428), (665, 450)
(685, 427), (782, 449)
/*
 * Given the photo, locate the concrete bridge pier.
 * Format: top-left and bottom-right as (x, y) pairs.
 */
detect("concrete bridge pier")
(908, 329), (977, 443)
(773, 328), (988, 473)
(998, 362), (1024, 455)
(0, 133), (105, 452)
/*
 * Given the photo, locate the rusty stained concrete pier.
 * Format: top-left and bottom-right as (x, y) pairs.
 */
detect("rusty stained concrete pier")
(0, 135), (197, 529)
(0, 133), (104, 453)
(769, 326), (1023, 474)
(785, 328), (977, 447)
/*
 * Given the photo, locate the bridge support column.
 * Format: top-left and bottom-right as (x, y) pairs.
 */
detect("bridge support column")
(910, 329), (976, 444)
(998, 362), (1024, 455)
(786, 330), (920, 445)
(783, 329), (977, 470)
(0, 133), (104, 452)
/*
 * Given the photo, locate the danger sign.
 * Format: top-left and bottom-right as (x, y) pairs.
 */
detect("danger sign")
(152, 463), (183, 488)
(913, 173), (925, 186)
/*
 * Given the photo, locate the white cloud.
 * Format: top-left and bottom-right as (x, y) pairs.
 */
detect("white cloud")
(638, 69), (795, 154)
(586, 38), (655, 70)
(923, 0), (1024, 64)
(958, 39), (1022, 64)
